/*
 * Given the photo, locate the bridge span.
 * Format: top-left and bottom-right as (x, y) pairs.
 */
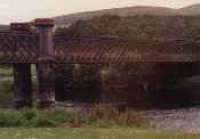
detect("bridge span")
(0, 31), (198, 64)
(0, 18), (199, 108)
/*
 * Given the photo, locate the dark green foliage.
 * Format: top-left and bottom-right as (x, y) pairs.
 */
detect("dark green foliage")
(55, 15), (200, 41)
(0, 109), (25, 127)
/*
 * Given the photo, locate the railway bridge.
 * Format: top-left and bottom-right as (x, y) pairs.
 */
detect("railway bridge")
(0, 18), (199, 108)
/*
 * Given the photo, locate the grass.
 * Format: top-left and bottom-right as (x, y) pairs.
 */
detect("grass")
(0, 127), (199, 139)
(0, 108), (80, 127)
(0, 107), (196, 139)
(0, 107), (146, 128)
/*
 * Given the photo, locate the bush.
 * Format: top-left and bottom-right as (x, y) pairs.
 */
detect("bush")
(0, 109), (25, 127)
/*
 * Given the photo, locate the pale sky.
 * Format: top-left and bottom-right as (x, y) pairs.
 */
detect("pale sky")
(0, 0), (199, 24)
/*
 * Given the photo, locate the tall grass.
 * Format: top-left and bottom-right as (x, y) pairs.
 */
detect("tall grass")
(0, 108), (78, 127)
(85, 104), (146, 127)
(0, 106), (146, 128)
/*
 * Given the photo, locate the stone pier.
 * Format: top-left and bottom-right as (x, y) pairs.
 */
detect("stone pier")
(11, 23), (32, 108)
(34, 19), (55, 108)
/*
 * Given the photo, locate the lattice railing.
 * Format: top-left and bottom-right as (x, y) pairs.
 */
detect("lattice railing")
(0, 32), (39, 63)
(0, 32), (198, 63)
(54, 38), (199, 64)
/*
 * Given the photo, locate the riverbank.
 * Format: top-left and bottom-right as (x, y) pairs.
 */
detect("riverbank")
(148, 106), (200, 133)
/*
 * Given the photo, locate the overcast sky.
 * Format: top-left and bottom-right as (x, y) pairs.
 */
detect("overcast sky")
(0, 0), (199, 24)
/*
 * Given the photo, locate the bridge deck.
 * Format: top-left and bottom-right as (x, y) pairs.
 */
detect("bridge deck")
(55, 39), (199, 64)
(0, 33), (198, 64)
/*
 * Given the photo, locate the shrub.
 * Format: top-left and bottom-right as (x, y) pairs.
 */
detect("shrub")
(0, 109), (25, 127)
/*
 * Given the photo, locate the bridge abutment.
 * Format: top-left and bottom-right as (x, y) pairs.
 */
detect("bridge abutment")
(34, 19), (55, 108)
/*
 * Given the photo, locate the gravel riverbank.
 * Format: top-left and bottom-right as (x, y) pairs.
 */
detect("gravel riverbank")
(147, 106), (200, 133)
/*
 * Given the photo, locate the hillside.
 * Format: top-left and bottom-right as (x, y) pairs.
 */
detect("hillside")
(54, 4), (200, 25)
(179, 4), (200, 15)
(54, 6), (177, 25)
(0, 25), (9, 31)
(55, 15), (200, 42)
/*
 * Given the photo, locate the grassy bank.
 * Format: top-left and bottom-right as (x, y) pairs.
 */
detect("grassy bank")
(0, 107), (146, 128)
(0, 108), (198, 139)
(0, 127), (199, 139)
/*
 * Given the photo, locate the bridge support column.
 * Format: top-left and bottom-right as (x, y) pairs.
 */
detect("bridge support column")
(10, 23), (33, 108)
(34, 19), (55, 108)
(36, 61), (55, 108)
(13, 64), (32, 108)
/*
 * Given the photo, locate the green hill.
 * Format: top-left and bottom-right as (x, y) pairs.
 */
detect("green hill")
(53, 4), (200, 25)
(55, 15), (200, 42)
(54, 6), (177, 25)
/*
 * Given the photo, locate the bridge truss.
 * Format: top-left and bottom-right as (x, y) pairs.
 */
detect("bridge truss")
(0, 18), (199, 108)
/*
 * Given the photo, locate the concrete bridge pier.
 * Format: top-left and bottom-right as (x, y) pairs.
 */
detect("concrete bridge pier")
(34, 19), (55, 108)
